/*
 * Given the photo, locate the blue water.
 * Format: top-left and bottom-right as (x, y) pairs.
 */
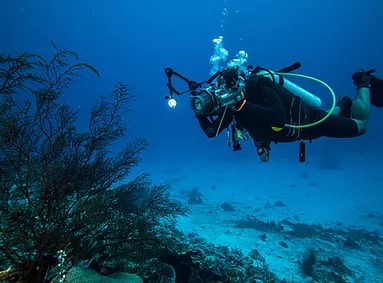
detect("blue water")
(2, 0), (383, 280)
(2, 0), (383, 155)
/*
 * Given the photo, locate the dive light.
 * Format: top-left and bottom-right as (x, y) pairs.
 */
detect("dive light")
(167, 96), (177, 109)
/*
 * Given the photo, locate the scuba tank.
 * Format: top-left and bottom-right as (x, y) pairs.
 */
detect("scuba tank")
(256, 69), (322, 108)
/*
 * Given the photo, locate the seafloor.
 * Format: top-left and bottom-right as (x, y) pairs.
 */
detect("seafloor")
(141, 148), (383, 282)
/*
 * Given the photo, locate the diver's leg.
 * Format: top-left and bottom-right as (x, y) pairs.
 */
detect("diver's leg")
(350, 70), (372, 134)
(351, 87), (370, 121)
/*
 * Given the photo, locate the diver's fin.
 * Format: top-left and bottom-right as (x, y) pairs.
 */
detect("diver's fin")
(370, 75), (383, 107)
(277, 62), (301, 73)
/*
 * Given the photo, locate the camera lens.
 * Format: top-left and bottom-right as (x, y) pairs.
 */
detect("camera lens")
(190, 91), (214, 115)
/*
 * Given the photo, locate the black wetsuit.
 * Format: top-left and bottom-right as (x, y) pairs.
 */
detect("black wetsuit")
(197, 74), (359, 148)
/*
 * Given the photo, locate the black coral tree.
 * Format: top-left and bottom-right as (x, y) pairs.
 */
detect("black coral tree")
(0, 43), (187, 282)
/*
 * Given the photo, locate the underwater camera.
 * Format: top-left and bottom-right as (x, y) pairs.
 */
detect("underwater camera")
(190, 86), (243, 115)
(164, 67), (245, 115)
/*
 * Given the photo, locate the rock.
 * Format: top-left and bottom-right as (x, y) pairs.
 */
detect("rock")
(57, 267), (143, 283)
(220, 201), (235, 212)
(273, 200), (286, 207)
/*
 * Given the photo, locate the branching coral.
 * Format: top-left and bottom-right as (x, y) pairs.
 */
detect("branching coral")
(0, 43), (187, 282)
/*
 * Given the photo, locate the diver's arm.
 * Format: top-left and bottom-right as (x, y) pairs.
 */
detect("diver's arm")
(196, 110), (233, 138)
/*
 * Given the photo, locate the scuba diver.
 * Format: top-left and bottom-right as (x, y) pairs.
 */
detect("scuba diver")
(164, 64), (383, 162)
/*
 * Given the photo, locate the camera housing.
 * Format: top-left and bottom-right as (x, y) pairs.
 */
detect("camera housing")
(190, 86), (244, 115)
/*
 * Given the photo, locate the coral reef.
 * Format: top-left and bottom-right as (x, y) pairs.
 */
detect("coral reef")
(157, 233), (279, 283)
(231, 215), (383, 282)
(301, 248), (317, 277)
(0, 45), (187, 282)
(53, 267), (143, 283)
